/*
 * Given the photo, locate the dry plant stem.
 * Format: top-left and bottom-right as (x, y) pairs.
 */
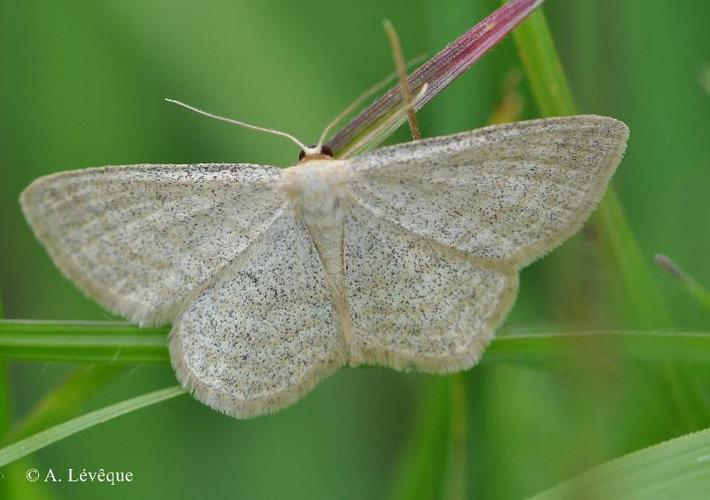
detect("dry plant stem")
(337, 83), (429, 158)
(383, 19), (421, 140)
(318, 53), (427, 148)
(655, 254), (710, 311)
(328, 0), (545, 154)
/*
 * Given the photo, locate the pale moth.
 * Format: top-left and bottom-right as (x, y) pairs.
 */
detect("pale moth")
(20, 87), (629, 418)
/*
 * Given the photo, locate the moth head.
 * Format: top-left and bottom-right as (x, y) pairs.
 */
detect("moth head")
(298, 144), (334, 162)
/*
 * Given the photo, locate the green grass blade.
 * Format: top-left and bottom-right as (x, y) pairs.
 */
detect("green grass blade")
(0, 366), (124, 499)
(4, 365), (126, 444)
(0, 296), (9, 436)
(508, 6), (672, 328)
(0, 291), (10, 498)
(0, 385), (185, 468)
(486, 331), (710, 365)
(529, 427), (710, 499)
(505, 9), (575, 117)
(390, 375), (469, 500)
(442, 374), (468, 500)
(0, 320), (168, 363)
(2, 320), (710, 365)
(0, 299), (57, 500)
(506, 3), (706, 430)
(594, 191), (673, 328)
(390, 378), (452, 500)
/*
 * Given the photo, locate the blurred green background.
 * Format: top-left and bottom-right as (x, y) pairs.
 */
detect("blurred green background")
(0, 0), (708, 498)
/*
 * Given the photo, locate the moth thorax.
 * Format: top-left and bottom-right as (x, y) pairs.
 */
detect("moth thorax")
(297, 182), (344, 287)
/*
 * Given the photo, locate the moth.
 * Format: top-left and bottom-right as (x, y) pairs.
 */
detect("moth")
(20, 102), (628, 418)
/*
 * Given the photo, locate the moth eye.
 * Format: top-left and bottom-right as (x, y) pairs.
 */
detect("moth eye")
(298, 144), (333, 162)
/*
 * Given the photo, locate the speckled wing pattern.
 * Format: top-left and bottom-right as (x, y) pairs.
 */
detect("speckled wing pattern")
(344, 115), (628, 372)
(169, 210), (348, 418)
(21, 164), (284, 326)
(348, 116), (628, 265)
(344, 202), (516, 373)
(20, 115), (628, 419)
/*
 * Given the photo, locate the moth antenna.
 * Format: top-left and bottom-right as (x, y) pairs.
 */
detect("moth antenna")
(316, 53), (427, 148)
(165, 98), (310, 152)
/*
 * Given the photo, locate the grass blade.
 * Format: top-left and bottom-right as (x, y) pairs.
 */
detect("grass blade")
(390, 378), (452, 500)
(2, 320), (710, 365)
(0, 320), (168, 363)
(507, 6), (672, 328)
(4, 365), (126, 444)
(0, 291), (10, 498)
(328, 0), (545, 156)
(0, 295), (9, 436)
(529, 427), (710, 499)
(0, 385), (185, 468)
(505, 3), (706, 430)
(487, 331), (710, 365)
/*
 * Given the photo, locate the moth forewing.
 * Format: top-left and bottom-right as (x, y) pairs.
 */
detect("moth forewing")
(19, 163), (286, 327)
(346, 115), (629, 267)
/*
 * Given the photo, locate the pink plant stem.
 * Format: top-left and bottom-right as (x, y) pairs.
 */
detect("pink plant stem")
(328, 0), (545, 153)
